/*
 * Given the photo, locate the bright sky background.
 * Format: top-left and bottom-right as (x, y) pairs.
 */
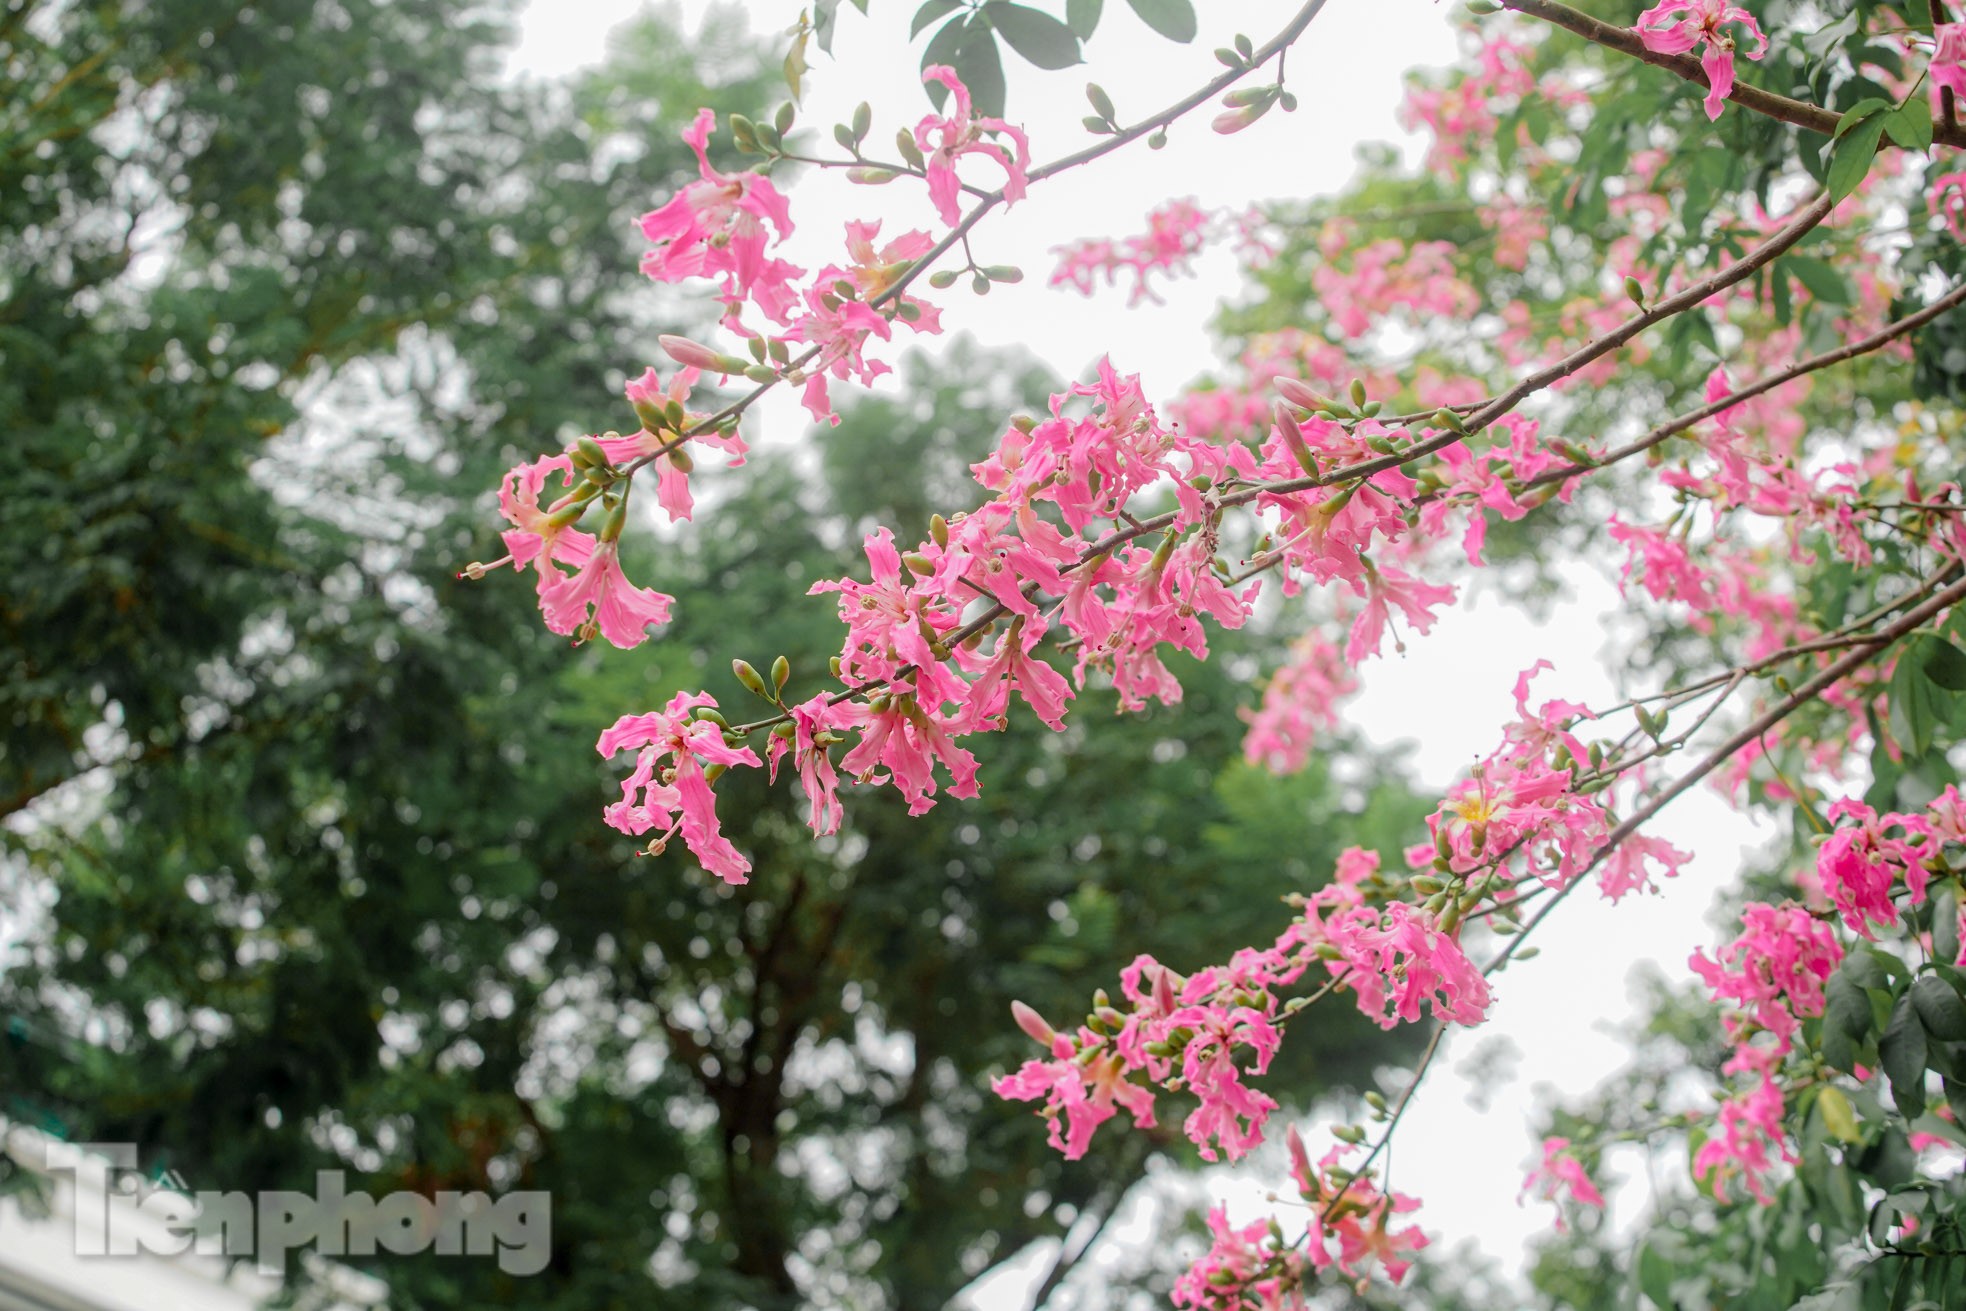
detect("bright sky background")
(510, 1), (1768, 1304)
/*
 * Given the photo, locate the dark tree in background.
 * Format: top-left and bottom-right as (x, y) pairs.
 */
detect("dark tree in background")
(0, 2), (1421, 1306)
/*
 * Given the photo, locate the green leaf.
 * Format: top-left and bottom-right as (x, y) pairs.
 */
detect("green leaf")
(911, 0), (963, 39)
(984, 3), (1083, 69)
(1912, 973), (1966, 1041)
(1833, 97), (1892, 139)
(952, 19), (1009, 119)
(1888, 638), (1950, 759)
(1880, 993), (1929, 1116)
(1826, 117), (1885, 204)
(1783, 254), (1853, 306)
(1884, 96), (1934, 152)
(1924, 634), (1966, 692)
(1937, 885), (1961, 963)
(1637, 1240), (1675, 1309)
(1066, 0), (1104, 41)
(920, 14), (970, 104)
(1124, 0), (1197, 42)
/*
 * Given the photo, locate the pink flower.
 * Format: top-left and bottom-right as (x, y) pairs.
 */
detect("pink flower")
(1634, 1), (1769, 122)
(1815, 800), (1939, 938)
(1692, 1074), (1793, 1203)
(1345, 564), (1457, 664)
(1171, 1207), (1309, 1310)
(1933, 25), (1966, 112)
(958, 624), (1074, 732)
(1243, 632), (1360, 775)
(1690, 901), (1841, 1049)
(1931, 170), (1966, 242)
(537, 539), (674, 649)
(1291, 1136), (1431, 1284)
(766, 694), (866, 837)
(595, 365), (750, 523)
(494, 454), (597, 592)
(1608, 515), (1713, 607)
(638, 108), (800, 322)
(992, 1045), (1156, 1160)
(915, 66), (1031, 226)
(597, 692), (761, 884)
(1519, 1136), (1606, 1229)
(838, 695), (980, 817)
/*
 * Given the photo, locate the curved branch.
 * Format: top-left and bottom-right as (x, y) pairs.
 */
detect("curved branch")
(1502, 0), (1966, 150)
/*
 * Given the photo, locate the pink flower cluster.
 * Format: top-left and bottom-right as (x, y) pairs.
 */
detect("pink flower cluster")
(1295, 850), (1493, 1030)
(1407, 665), (1690, 901)
(1815, 799), (1940, 938)
(1242, 632), (1359, 774)
(1308, 232), (1478, 340)
(633, 69), (1031, 423)
(1049, 198), (1274, 306)
(993, 948), (1292, 1164)
(1690, 901), (1842, 1050)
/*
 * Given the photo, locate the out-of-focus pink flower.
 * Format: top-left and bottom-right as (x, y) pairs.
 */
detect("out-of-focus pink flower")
(1519, 1136), (1606, 1229)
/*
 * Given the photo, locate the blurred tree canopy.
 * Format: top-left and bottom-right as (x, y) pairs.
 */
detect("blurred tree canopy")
(0, 2), (1423, 1306)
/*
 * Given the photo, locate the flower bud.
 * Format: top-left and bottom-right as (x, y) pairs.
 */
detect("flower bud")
(771, 655), (791, 693)
(660, 334), (743, 375)
(1274, 377), (1330, 411)
(733, 659), (769, 698)
(895, 128), (926, 170)
(851, 101), (872, 140)
(1086, 82), (1117, 122)
(929, 513), (950, 548)
(1010, 1000), (1057, 1047)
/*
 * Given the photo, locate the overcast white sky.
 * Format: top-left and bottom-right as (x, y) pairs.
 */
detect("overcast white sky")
(509, 2), (1767, 1304)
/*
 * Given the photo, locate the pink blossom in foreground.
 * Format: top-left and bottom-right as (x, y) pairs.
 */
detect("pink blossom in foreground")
(766, 694), (867, 838)
(538, 540), (674, 650)
(1519, 1136), (1606, 1230)
(1171, 1207), (1308, 1310)
(597, 692), (761, 884)
(1932, 25), (1966, 113)
(1634, 1), (1769, 122)
(494, 454), (597, 596)
(1690, 902), (1841, 1050)
(594, 365), (750, 523)
(915, 66), (1031, 227)
(637, 108), (799, 321)
(1815, 800), (1939, 937)
(1290, 1133), (1431, 1284)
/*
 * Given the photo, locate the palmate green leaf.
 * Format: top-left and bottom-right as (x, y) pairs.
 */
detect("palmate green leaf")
(1937, 885), (1962, 962)
(985, 2), (1083, 69)
(1067, 0), (1103, 40)
(912, 0), (962, 40)
(1922, 632), (1966, 691)
(1124, 0), (1197, 43)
